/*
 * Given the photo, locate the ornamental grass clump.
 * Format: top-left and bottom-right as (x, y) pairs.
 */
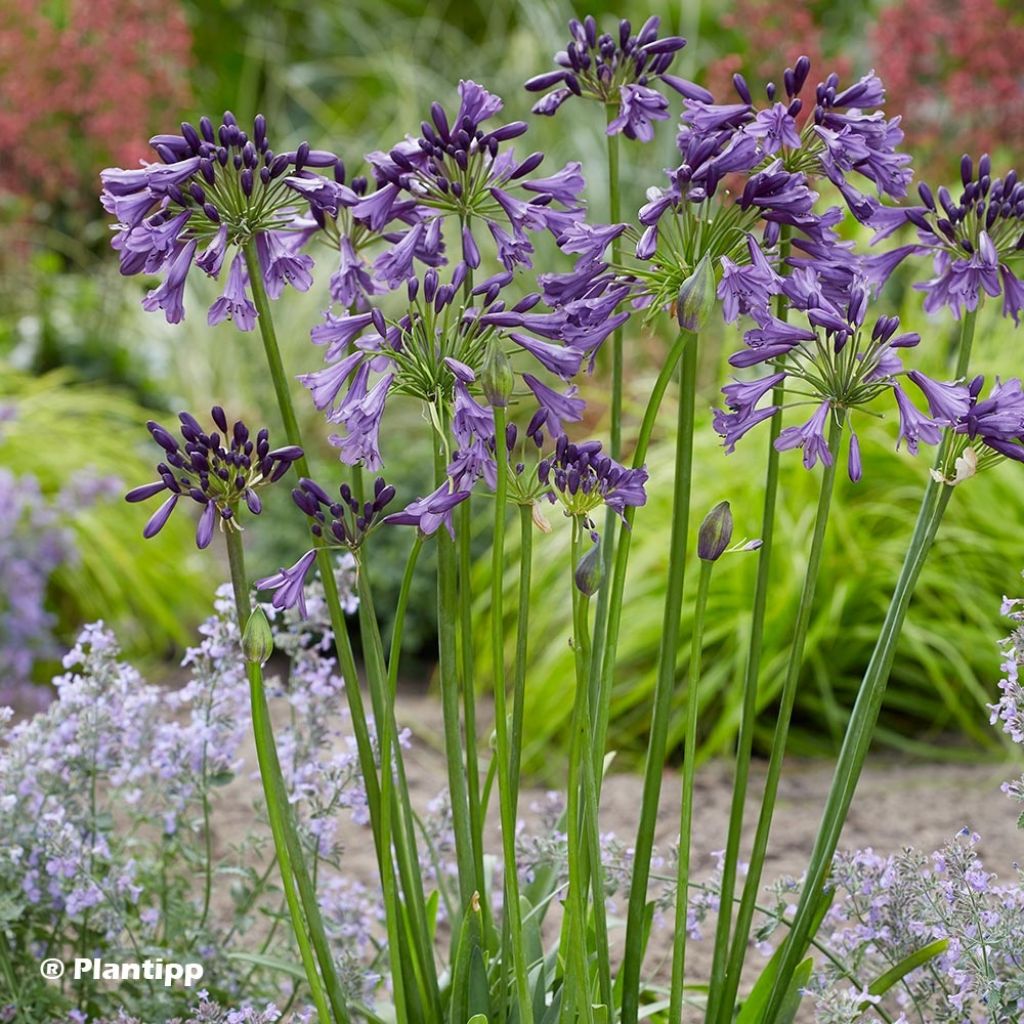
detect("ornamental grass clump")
(7, 11), (1023, 1023)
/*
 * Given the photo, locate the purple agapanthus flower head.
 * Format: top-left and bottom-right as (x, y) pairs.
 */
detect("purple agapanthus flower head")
(538, 434), (648, 538)
(866, 155), (1024, 323)
(361, 81), (586, 275)
(715, 276), (968, 476)
(101, 112), (340, 325)
(300, 262), (596, 471)
(927, 375), (1024, 485)
(125, 406), (302, 549)
(525, 15), (698, 142)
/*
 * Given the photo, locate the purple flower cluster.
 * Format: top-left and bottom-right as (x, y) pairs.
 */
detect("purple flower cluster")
(992, 587), (1024, 813)
(126, 407), (302, 549)
(101, 112), (335, 325)
(1, 576), (379, 1016)
(302, 262), (601, 472)
(539, 435), (648, 538)
(0, 469), (72, 709)
(525, 16), (693, 142)
(713, 271), (964, 479)
(870, 154), (1024, 321)
(362, 80), (586, 273)
(819, 833), (1024, 1021)
(256, 478), (396, 617)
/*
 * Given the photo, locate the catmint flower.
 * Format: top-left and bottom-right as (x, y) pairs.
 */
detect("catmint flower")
(868, 155), (1024, 322)
(525, 15), (696, 142)
(101, 112), (335, 325)
(125, 406), (302, 549)
(697, 501), (733, 561)
(361, 80), (585, 274)
(539, 434), (648, 539)
(715, 285), (969, 475)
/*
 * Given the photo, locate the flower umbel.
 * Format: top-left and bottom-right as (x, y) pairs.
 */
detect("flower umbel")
(125, 406), (302, 548)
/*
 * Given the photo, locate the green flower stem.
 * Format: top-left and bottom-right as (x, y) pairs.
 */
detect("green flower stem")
(354, 562), (440, 1021)
(561, 521), (599, 1024)
(241, 242), (384, 856)
(459, 498), (489, 930)
(568, 519), (613, 1013)
(605, 107), (623, 464)
(759, 308), (978, 1022)
(432, 434), (480, 917)
(715, 412), (846, 1024)
(591, 329), (693, 790)
(620, 330), (699, 1024)
(509, 503), (534, 816)
(491, 404), (534, 1024)
(703, 229), (792, 1024)
(669, 557), (714, 1024)
(242, 242), (432, 1014)
(223, 527), (341, 1024)
(588, 109), (624, 797)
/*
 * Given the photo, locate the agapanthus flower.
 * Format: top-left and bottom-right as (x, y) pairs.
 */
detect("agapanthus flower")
(867, 155), (1024, 322)
(538, 434), (648, 539)
(382, 480), (472, 538)
(525, 15), (696, 141)
(125, 406), (302, 548)
(715, 282), (969, 477)
(931, 375), (1024, 485)
(301, 264), (589, 469)
(101, 112), (337, 325)
(256, 476), (397, 615)
(360, 80), (585, 272)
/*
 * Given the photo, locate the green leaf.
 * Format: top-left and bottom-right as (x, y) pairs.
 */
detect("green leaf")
(860, 938), (949, 1009)
(225, 951), (306, 980)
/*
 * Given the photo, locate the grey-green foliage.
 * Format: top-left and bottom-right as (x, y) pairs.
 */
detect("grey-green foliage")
(475, 302), (1023, 778)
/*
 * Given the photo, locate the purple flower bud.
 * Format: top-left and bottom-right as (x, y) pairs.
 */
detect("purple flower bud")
(698, 500), (733, 561)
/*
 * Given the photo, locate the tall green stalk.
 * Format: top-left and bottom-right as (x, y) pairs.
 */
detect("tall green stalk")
(620, 331), (698, 1024)
(459, 499), (489, 928)
(432, 434), (480, 916)
(758, 309), (979, 1022)
(715, 414), (846, 1023)
(223, 527), (342, 1024)
(704, 231), (792, 1024)
(669, 558), (714, 1024)
(591, 329), (692, 788)
(491, 405), (534, 1024)
(587, 108), (625, 803)
(509, 504), (534, 815)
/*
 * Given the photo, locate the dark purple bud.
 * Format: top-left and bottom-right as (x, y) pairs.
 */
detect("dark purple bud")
(732, 73), (752, 104)
(431, 102), (450, 141)
(143, 494), (178, 538)
(793, 56), (811, 94)
(181, 122), (201, 152)
(295, 141), (310, 173)
(245, 489), (262, 515)
(698, 501), (733, 562)
(126, 481), (167, 503)
(917, 182), (935, 210)
(371, 308), (387, 336)
(960, 154), (973, 186)
(203, 203), (221, 223)
(525, 70), (568, 92)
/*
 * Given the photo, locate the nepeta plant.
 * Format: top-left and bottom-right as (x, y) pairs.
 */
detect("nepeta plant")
(61, 12), (1024, 1024)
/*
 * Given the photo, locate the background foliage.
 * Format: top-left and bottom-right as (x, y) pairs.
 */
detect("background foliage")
(2, 0), (1023, 765)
